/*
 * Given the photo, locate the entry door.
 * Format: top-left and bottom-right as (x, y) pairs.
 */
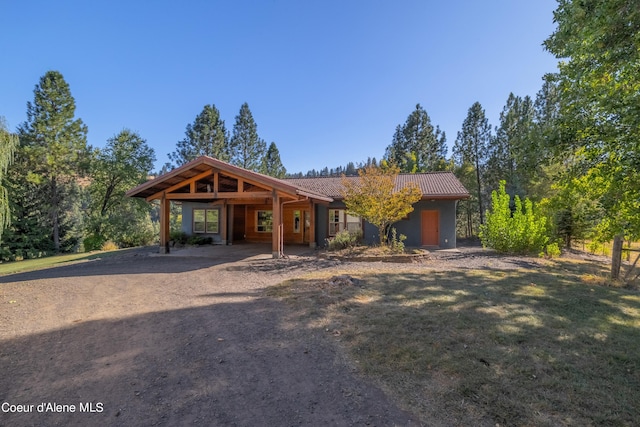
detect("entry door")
(421, 210), (439, 246)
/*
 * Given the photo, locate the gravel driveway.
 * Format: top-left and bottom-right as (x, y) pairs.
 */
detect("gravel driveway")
(0, 245), (419, 426)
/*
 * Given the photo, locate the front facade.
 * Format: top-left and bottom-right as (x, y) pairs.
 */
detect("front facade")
(126, 156), (470, 257)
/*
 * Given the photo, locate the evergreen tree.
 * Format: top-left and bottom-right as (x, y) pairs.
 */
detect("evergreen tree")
(453, 102), (491, 225)
(169, 104), (229, 167)
(261, 141), (286, 178)
(17, 71), (89, 252)
(0, 118), (18, 240)
(486, 93), (535, 198)
(385, 104), (447, 172)
(229, 103), (266, 172)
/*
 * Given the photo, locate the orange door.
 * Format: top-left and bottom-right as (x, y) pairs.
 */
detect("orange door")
(421, 210), (439, 246)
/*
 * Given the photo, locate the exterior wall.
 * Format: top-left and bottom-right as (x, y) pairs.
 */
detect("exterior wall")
(181, 201), (225, 244)
(319, 199), (459, 249)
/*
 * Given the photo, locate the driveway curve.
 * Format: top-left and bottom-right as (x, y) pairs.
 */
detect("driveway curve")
(0, 246), (417, 426)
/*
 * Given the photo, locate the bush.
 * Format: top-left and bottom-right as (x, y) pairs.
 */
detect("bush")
(479, 181), (548, 254)
(540, 242), (561, 259)
(388, 228), (407, 254)
(83, 234), (106, 252)
(170, 230), (189, 245)
(186, 235), (213, 246)
(327, 229), (362, 251)
(101, 240), (119, 251)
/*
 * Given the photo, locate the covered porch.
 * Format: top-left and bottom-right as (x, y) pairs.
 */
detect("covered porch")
(126, 157), (332, 258)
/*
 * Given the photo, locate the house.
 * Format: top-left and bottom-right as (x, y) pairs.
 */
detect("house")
(126, 156), (470, 257)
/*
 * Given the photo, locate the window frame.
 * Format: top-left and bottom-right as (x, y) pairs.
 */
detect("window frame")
(256, 210), (273, 233)
(193, 208), (220, 234)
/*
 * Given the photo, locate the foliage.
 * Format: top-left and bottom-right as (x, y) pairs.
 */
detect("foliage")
(479, 181), (548, 254)
(100, 240), (118, 251)
(168, 104), (229, 167)
(544, 0), (640, 264)
(540, 242), (561, 259)
(0, 118), (18, 240)
(186, 235), (212, 246)
(87, 129), (156, 248)
(453, 102), (491, 225)
(17, 70), (89, 252)
(388, 228), (407, 254)
(326, 229), (362, 251)
(261, 141), (287, 178)
(169, 230), (188, 245)
(229, 103), (266, 172)
(82, 234), (105, 252)
(341, 164), (422, 246)
(385, 104), (448, 172)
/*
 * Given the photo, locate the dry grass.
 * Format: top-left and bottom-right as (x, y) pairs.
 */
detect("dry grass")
(268, 258), (640, 426)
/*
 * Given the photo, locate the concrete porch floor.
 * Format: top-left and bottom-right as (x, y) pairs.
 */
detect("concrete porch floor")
(156, 243), (316, 261)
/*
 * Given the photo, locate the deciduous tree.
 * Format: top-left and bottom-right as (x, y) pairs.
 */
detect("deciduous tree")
(341, 165), (421, 245)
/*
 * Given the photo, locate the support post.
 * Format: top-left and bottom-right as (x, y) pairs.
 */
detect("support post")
(272, 191), (281, 258)
(611, 234), (624, 280)
(308, 200), (316, 248)
(159, 194), (170, 254)
(227, 204), (234, 245)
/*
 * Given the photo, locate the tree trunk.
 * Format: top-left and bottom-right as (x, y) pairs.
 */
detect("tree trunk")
(51, 177), (60, 252)
(475, 160), (484, 225)
(611, 234), (624, 280)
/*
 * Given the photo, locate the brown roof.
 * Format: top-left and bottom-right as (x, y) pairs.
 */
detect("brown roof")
(126, 156), (469, 202)
(285, 172), (470, 200)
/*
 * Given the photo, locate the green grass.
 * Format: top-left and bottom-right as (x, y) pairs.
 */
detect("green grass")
(269, 259), (640, 426)
(0, 248), (139, 275)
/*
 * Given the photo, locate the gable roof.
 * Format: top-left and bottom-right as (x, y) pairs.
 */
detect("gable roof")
(126, 156), (469, 202)
(126, 156), (332, 202)
(284, 172), (470, 200)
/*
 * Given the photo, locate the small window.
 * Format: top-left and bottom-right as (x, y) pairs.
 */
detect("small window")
(257, 210), (273, 232)
(329, 209), (361, 236)
(193, 208), (219, 234)
(293, 210), (301, 233)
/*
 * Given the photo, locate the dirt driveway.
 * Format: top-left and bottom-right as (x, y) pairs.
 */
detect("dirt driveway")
(0, 245), (418, 426)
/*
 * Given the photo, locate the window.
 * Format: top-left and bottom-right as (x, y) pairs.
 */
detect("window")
(193, 208), (219, 233)
(293, 210), (301, 233)
(257, 210), (273, 232)
(328, 209), (362, 236)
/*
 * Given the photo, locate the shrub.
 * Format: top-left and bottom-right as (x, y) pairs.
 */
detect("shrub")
(170, 230), (189, 245)
(101, 240), (119, 251)
(327, 229), (362, 251)
(83, 234), (105, 252)
(540, 242), (561, 258)
(479, 181), (548, 254)
(388, 228), (407, 254)
(186, 235), (213, 246)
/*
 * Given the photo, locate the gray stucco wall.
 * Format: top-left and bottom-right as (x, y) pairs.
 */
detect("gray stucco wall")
(181, 201), (224, 244)
(317, 199), (459, 249)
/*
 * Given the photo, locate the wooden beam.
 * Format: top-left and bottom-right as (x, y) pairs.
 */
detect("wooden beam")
(159, 194), (170, 253)
(272, 190), (281, 258)
(309, 200), (316, 248)
(213, 172), (219, 196)
(165, 191), (272, 200)
(146, 169), (214, 201)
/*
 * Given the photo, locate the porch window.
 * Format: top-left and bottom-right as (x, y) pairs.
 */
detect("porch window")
(193, 208), (219, 233)
(329, 209), (362, 236)
(256, 210), (273, 232)
(293, 210), (301, 233)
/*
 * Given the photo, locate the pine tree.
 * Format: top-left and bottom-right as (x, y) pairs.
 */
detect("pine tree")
(229, 103), (266, 172)
(453, 102), (491, 225)
(385, 104), (447, 172)
(261, 142), (286, 178)
(169, 104), (229, 167)
(18, 71), (89, 252)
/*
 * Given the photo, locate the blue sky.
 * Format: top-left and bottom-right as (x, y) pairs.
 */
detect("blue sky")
(1, 0), (559, 174)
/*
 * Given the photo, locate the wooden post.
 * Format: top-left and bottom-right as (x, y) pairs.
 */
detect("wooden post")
(611, 234), (624, 280)
(227, 204), (234, 245)
(221, 201), (227, 244)
(308, 200), (316, 248)
(159, 194), (170, 254)
(272, 191), (281, 258)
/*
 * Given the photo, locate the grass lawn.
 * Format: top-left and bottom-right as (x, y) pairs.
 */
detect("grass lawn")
(0, 247), (142, 275)
(269, 258), (640, 426)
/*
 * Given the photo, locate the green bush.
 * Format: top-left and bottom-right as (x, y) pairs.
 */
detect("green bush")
(170, 230), (189, 245)
(83, 234), (106, 252)
(327, 229), (362, 251)
(388, 227), (407, 254)
(479, 181), (548, 254)
(186, 235), (213, 246)
(540, 242), (561, 258)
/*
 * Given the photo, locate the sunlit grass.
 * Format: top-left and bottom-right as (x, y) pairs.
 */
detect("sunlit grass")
(0, 248), (136, 275)
(269, 259), (640, 426)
